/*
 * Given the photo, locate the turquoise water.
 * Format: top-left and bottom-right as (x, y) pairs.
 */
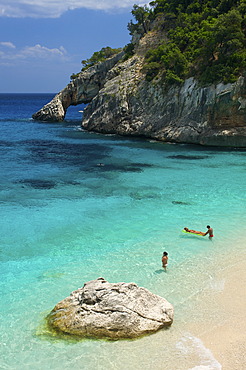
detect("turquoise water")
(0, 94), (246, 369)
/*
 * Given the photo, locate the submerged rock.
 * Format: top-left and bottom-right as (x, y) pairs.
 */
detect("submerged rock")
(47, 277), (174, 339)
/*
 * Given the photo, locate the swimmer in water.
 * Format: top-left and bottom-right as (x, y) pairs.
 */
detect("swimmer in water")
(162, 251), (168, 272)
(184, 227), (205, 235)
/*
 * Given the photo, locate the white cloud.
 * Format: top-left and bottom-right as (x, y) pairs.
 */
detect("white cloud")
(0, 0), (143, 18)
(0, 41), (16, 48)
(0, 42), (68, 65)
(20, 44), (67, 59)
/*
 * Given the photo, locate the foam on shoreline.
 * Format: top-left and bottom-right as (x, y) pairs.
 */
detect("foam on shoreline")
(176, 333), (222, 369)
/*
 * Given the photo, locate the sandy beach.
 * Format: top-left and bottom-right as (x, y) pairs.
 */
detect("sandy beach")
(191, 250), (246, 370)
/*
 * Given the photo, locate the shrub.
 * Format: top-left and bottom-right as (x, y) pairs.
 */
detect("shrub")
(81, 46), (122, 70)
(123, 43), (135, 60)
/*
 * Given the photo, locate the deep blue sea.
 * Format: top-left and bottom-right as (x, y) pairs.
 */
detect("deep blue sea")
(0, 93), (245, 369)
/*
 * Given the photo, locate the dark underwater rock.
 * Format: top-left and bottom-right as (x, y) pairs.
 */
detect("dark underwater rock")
(17, 179), (56, 189)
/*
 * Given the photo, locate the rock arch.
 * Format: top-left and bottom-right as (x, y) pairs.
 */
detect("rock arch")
(32, 52), (124, 122)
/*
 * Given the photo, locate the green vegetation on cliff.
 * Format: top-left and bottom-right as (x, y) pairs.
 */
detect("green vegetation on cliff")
(70, 46), (122, 79)
(129, 0), (246, 85)
(81, 47), (122, 70)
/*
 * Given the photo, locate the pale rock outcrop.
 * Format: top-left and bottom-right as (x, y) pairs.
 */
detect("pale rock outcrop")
(32, 52), (124, 122)
(46, 277), (174, 339)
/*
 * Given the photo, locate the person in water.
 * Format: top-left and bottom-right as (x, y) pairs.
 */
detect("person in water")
(203, 225), (214, 239)
(162, 251), (168, 271)
(184, 227), (205, 235)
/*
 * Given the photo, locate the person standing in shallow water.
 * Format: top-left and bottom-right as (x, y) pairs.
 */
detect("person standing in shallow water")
(203, 225), (214, 239)
(162, 252), (168, 272)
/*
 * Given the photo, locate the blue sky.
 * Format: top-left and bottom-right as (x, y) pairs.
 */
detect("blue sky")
(0, 1), (143, 93)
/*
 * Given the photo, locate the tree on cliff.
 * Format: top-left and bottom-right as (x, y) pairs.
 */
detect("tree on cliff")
(130, 0), (246, 85)
(71, 1), (245, 85)
(127, 4), (152, 35)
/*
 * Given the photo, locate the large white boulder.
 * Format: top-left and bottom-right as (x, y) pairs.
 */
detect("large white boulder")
(47, 277), (174, 339)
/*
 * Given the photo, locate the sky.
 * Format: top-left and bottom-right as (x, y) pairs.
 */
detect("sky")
(0, 1), (144, 93)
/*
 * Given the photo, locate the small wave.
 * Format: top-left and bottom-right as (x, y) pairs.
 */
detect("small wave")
(208, 278), (225, 291)
(176, 332), (222, 370)
(0, 118), (31, 123)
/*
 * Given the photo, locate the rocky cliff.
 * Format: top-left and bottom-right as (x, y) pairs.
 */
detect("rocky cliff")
(33, 29), (246, 147)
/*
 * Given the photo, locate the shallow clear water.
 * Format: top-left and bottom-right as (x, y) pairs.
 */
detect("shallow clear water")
(0, 94), (245, 369)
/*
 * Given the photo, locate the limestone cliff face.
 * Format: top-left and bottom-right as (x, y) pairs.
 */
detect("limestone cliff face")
(82, 59), (246, 147)
(33, 31), (246, 147)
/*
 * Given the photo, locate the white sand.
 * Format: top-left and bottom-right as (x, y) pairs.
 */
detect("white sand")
(190, 252), (246, 369)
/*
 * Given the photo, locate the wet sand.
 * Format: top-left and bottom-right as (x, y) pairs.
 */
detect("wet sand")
(191, 251), (246, 369)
